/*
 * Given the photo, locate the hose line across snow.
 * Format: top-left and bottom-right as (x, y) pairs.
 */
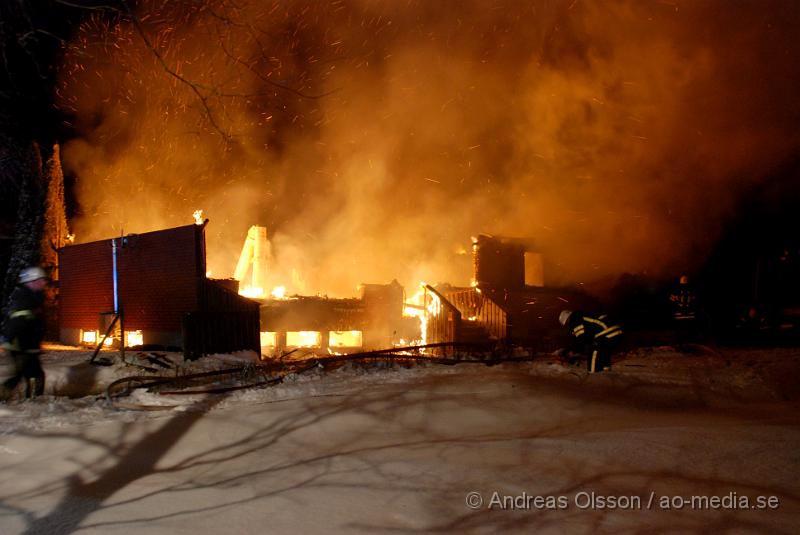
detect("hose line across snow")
(105, 342), (535, 410)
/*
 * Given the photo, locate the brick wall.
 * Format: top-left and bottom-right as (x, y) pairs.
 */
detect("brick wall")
(59, 224), (203, 335)
(116, 225), (202, 331)
(59, 240), (114, 330)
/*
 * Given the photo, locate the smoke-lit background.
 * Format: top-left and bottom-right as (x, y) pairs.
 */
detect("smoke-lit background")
(55, 0), (800, 296)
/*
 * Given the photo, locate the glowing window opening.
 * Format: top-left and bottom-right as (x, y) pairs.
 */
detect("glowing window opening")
(286, 331), (322, 348)
(81, 329), (98, 345)
(329, 330), (363, 348)
(260, 331), (278, 348)
(125, 330), (144, 347)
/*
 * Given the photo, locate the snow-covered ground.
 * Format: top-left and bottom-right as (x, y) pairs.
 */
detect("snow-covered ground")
(1, 344), (799, 534)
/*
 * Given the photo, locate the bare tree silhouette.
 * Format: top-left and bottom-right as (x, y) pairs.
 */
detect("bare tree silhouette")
(1, 363), (797, 534)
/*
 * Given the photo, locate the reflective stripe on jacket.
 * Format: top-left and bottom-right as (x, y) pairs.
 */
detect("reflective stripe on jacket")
(9, 310), (34, 320)
(573, 314), (623, 341)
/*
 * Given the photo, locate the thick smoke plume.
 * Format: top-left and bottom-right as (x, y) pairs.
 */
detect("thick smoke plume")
(57, 0), (800, 296)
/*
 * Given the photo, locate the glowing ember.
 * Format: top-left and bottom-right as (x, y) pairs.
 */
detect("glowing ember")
(193, 210), (204, 225)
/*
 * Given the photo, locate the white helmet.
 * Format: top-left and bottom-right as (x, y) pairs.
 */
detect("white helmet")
(19, 266), (47, 284)
(558, 310), (573, 326)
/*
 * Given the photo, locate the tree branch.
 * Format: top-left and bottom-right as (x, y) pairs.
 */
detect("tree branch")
(56, 0), (234, 143)
(120, 1), (233, 143)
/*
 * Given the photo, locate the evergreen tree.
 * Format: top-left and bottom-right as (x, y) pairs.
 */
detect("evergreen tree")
(0, 2), (87, 317)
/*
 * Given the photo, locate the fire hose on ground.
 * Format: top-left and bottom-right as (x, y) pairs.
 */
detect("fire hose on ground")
(105, 342), (538, 409)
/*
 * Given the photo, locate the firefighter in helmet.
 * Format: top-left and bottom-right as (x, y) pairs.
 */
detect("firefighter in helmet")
(1, 267), (48, 400)
(559, 309), (623, 373)
(669, 274), (698, 344)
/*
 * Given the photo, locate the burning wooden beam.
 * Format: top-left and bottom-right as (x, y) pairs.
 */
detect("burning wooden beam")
(234, 225), (271, 297)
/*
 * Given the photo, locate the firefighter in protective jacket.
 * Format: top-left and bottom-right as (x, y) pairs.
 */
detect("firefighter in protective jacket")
(1, 267), (48, 400)
(669, 274), (699, 343)
(559, 309), (623, 373)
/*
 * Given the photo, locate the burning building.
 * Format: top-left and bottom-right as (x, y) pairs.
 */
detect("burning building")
(33, 0), (797, 340)
(255, 233), (594, 357)
(58, 223), (260, 358)
(414, 235), (597, 353)
(259, 279), (418, 356)
(55, 215), (599, 360)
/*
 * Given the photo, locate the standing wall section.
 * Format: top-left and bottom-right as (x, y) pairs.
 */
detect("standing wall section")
(58, 240), (114, 345)
(59, 225), (204, 348)
(116, 225), (203, 346)
(183, 279), (261, 360)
